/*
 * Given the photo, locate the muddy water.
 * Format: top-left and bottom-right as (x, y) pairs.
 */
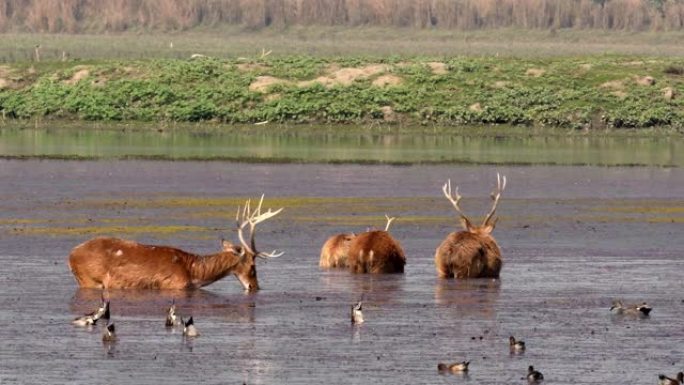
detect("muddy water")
(0, 160), (683, 384)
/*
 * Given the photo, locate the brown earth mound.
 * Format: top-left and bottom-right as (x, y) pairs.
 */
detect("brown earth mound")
(249, 76), (291, 93)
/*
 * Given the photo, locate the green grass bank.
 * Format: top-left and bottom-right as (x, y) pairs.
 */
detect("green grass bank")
(1, 55), (683, 129)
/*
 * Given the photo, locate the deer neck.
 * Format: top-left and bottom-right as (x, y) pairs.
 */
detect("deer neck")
(185, 252), (241, 288)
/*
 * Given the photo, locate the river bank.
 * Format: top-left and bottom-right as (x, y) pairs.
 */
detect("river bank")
(1, 55), (683, 129)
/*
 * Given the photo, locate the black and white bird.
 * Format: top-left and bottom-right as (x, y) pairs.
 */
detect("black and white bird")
(72, 297), (110, 327)
(183, 317), (200, 337)
(509, 336), (526, 352)
(351, 301), (364, 325)
(527, 366), (544, 383)
(165, 301), (179, 327)
(437, 361), (469, 373)
(102, 322), (117, 342)
(659, 372), (684, 385)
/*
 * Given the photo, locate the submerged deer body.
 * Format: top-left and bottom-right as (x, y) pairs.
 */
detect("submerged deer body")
(319, 233), (355, 268)
(68, 195), (283, 291)
(347, 216), (405, 274)
(435, 174), (507, 279)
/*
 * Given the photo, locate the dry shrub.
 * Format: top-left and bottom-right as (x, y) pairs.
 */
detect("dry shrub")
(634, 75), (656, 86)
(64, 67), (91, 85)
(249, 75), (290, 93)
(662, 87), (676, 100)
(372, 74), (402, 87)
(427, 62), (448, 75)
(663, 65), (684, 76)
(600, 80), (624, 90)
(2, 0), (683, 32)
(525, 68), (546, 77)
(301, 64), (388, 87)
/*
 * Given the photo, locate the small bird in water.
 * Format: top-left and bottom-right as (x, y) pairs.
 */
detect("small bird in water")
(183, 316), (200, 337)
(659, 372), (684, 385)
(102, 322), (117, 342)
(527, 365), (544, 383)
(165, 301), (179, 327)
(437, 361), (469, 373)
(72, 296), (110, 327)
(351, 301), (364, 325)
(610, 300), (652, 316)
(510, 336), (526, 352)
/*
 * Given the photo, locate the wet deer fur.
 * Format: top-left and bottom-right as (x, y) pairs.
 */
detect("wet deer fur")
(319, 232), (355, 268)
(435, 174), (507, 279)
(68, 195), (283, 291)
(346, 215), (405, 274)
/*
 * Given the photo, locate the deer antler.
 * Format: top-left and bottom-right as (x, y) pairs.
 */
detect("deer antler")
(482, 173), (507, 226)
(236, 195), (284, 258)
(442, 179), (469, 219)
(384, 214), (396, 231)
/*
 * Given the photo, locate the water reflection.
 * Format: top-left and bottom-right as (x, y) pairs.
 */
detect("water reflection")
(434, 279), (501, 319)
(1, 126), (680, 166)
(69, 288), (255, 322)
(320, 270), (406, 305)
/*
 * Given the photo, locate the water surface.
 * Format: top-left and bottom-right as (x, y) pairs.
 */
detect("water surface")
(0, 160), (682, 384)
(1, 126), (682, 166)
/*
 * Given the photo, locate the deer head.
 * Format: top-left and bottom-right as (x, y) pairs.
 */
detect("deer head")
(233, 195), (284, 291)
(442, 173), (507, 236)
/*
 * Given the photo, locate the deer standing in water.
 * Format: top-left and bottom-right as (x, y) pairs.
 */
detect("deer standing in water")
(435, 174), (507, 279)
(68, 195), (283, 291)
(319, 232), (356, 268)
(346, 215), (406, 274)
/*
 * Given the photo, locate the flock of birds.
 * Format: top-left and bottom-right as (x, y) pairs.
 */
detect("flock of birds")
(72, 296), (680, 384)
(71, 296), (200, 342)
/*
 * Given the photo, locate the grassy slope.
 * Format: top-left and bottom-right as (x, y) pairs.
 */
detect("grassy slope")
(1, 54), (683, 129)
(1, 29), (683, 129)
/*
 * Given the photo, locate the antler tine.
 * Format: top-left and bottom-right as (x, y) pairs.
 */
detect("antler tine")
(483, 173), (507, 226)
(384, 214), (396, 231)
(237, 195), (283, 257)
(442, 179), (468, 218)
(257, 249), (284, 259)
(235, 203), (255, 255)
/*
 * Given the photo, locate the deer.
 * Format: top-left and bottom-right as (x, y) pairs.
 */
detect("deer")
(346, 215), (406, 274)
(68, 195), (283, 291)
(319, 232), (356, 268)
(435, 173), (507, 279)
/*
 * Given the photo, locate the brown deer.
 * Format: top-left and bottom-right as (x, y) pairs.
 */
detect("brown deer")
(435, 174), (507, 279)
(68, 195), (283, 291)
(319, 232), (356, 268)
(347, 215), (406, 274)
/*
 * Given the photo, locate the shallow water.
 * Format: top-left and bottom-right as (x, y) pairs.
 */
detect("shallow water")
(0, 160), (683, 384)
(1, 126), (682, 166)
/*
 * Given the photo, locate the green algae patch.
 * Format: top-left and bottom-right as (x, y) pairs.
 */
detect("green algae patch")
(12, 224), (205, 237)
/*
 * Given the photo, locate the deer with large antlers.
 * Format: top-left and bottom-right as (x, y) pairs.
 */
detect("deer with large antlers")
(68, 195), (283, 291)
(346, 215), (406, 274)
(435, 174), (507, 279)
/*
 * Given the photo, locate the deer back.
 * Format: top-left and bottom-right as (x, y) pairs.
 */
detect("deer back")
(434, 230), (501, 279)
(319, 233), (355, 268)
(347, 230), (406, 274)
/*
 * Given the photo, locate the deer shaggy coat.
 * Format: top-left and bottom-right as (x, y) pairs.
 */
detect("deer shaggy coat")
(434, 221), (502, 278)
(319, 233), (355, 268)
(346, 230), (405, 274)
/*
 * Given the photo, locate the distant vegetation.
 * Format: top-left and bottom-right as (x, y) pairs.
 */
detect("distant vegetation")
(1, 56), (682, 129)
(1, 0), (683, 33)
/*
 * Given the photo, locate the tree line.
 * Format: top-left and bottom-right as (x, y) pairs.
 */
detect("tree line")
(1, 0), (682, 32)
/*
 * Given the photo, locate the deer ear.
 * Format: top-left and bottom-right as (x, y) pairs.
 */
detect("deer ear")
(221, 239), (234, 251)
(482, 217), (497, 233)
(460, 216), (474, 231)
